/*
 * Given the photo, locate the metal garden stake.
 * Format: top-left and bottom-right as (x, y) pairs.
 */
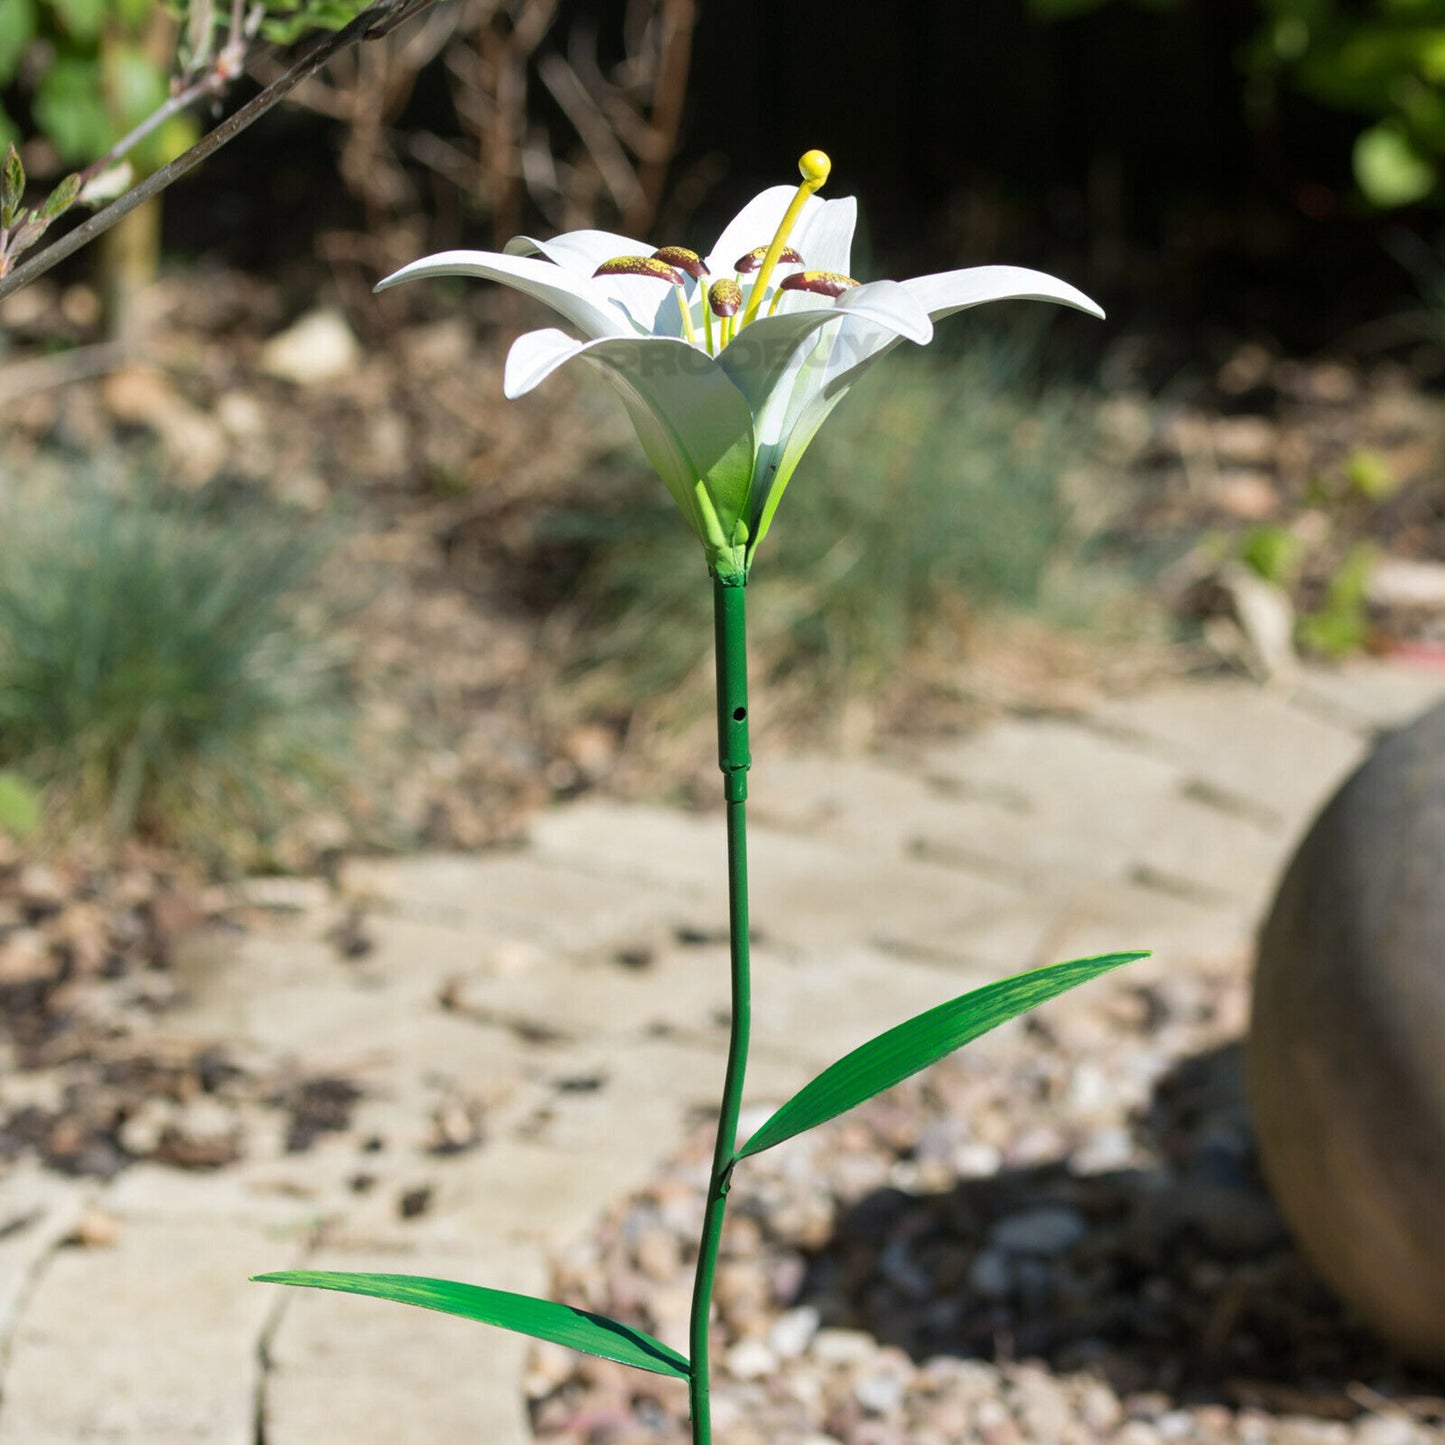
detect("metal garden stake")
(255, 149), (1146, 1445)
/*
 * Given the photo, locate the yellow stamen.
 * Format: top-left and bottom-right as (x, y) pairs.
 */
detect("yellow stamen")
(738, 148), (832, 328)
(674, 285), (698, 345)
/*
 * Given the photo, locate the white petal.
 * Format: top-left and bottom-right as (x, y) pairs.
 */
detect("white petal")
(376, 250), (633, 339)
(790, 195), (857, 278)
(703, 189), (858, 278)
(503, 327), (589, 398)
(504, 229), (656, 276)
(903, 265), (1105, 322)
(746, 315), (909, 554)
(505, 229), (684, 334)
(501, 332), (758, 549)
(717, 281), (932, 445)
(703, 186), (800, 275)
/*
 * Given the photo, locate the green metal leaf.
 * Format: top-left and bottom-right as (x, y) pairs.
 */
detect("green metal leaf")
(736, 951), (1148, 1159)
(252, 1271), (691, 1380)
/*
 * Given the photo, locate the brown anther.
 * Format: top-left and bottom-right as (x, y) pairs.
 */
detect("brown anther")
(651, 246), (709, 280)
(778, 270), (859, 298)
(734, 245), (803, 274)
(708, 278), (743, 317)
(593, 255), (687, 285)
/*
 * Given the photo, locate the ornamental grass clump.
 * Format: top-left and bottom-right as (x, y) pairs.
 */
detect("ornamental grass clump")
(0, 481), (349, 862)
(256, 150), (1146, 1444)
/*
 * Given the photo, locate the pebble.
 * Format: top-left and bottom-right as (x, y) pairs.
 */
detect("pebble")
(769, 1304), (820, 1358)
(811, 1328), (878, 1367)
(853, 1368), (905, 1415)
(990, 1204), (1089, 1255)
(967, 1246), (1013, 1299)
(725, 1338), (777, 1380)
(260, 308), (361, 385)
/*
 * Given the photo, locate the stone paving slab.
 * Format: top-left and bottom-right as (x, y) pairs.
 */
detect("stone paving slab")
(1089, 680), (1369, 824)
(1290, 660), (1445, 732)
(0, 1221), (277, 1445)
(264, 1244), (543, 1445)
(530, 799), (1018, 951)
(0, 1164), (87, 1350)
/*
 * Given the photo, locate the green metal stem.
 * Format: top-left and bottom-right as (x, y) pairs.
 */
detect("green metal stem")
(687, 572), (752, 1445)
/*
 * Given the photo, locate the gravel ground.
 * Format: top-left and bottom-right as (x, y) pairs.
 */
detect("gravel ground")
(526, 954), (1445, 1445)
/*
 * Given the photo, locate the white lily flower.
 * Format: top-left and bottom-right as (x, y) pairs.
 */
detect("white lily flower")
(377, 150), (1103, 579)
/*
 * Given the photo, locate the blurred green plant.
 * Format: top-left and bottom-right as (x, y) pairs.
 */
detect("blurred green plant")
(0, 482), (352, 863)
(1237, 522), (1377, 657)
(0, 770), (41, 838)
(1028, 0), (1445, 208)
(536, 336), (1104, 725)
(1253, 0), (1445, 208)
(1240, 522), (1306, 590)
(1296, 541), (1377, 655)
(0, 0), (370, 156)
(0, 0), (378, 292)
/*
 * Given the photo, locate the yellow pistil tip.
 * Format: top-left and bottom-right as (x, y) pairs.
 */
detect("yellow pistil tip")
(799, 149), (831, 187)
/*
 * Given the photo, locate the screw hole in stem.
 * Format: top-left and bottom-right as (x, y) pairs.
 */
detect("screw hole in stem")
(733, 707), (747, 721)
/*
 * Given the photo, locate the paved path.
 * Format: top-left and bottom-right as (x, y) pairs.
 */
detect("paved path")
(0, 663), (1441, 1445)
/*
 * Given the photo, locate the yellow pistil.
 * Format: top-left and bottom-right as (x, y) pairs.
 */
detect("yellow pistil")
(738, 148), (831, 328)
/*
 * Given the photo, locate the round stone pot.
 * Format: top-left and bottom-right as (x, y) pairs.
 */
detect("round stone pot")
(1249, 698), (1445, 1367)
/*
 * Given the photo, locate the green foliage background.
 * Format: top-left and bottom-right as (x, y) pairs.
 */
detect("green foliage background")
(1026, 0), (1445, 208)
(0, 0), (368, 164)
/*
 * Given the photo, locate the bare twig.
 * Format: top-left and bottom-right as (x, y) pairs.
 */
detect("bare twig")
(537, 53), (643, 217)
(0, 0), (443, 305)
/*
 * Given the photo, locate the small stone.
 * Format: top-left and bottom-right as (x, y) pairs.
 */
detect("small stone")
(119, 1097), (177, 1156)
(853, 1368), (905, 1416)
(68, 1207), (121, 1248)
(634, 1226), (681, 1282)
(1215, 469), (1280, 520)
(952, 1142), (1002, 1177)
(260, 308), (361, 385)
(724, 1338), (777, 1380)
(811, 1327), (878, 1367)
(232, 875), (330, 913)
(0, 929), (54, 985)
(967, 1247), (1013, 1299)
(1212, 415), (1278, 467)
(16, 864), (66, 913)
(1367, 557), (1445, 612)
(1072, 1125), (1135, 1174)
(989, 1205), (1088, 1256)
(1355, 1418), (1435, 1445)
(769, 1304), (820, 1358)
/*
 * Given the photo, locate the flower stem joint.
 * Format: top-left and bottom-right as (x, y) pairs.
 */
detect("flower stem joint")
(372, 146), (1103, 582)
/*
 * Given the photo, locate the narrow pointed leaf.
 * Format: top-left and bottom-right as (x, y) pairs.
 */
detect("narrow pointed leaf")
(2, 145), (23, 230)
(736, 951), (1148, 1159)
(253, 1271), (691, 1379)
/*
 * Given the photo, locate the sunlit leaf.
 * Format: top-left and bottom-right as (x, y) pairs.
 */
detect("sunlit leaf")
(737, 951), (1148, 1159)
(1354, 124), (1435, 208)
(253, 1271), (691, 1379)
(35, 58), (111, 165)
(39, 173), (81, 223)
